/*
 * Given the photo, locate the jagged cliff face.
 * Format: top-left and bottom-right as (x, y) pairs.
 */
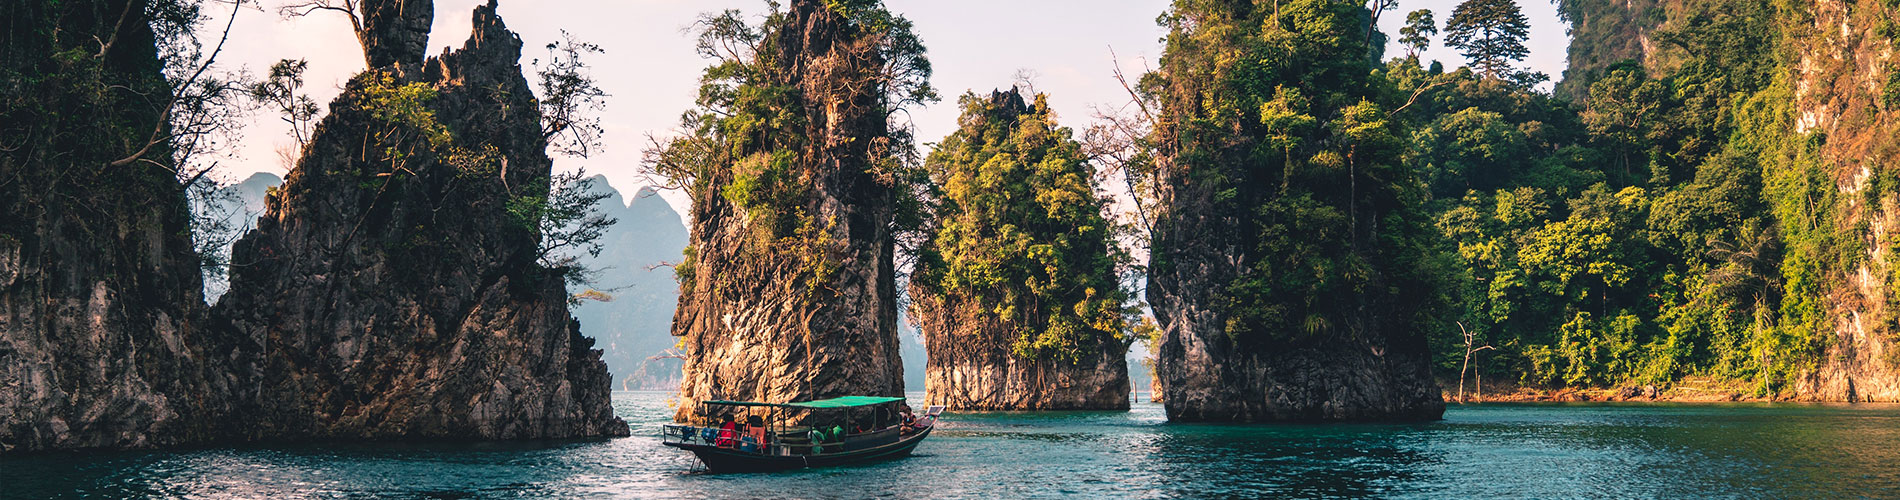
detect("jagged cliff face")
(913, 294), (1130, 410)
(909, 89), (1130, 411)
(1149, 288), (1443, 421)
(360, 0), (433, 69)
(671, 0), (910, 421)
(0, 0), (237, 452)
(1146, 0), (1444, 422)
(213, 1), (626, 439)
(1788, 0), (1900, 402)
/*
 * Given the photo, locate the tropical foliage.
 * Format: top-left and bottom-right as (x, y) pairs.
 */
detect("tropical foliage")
(648, 0), (936, 290)
(1408, 0), (1867, 396)
(1135, 0), (1872, 396)
(912, 90), (1131, 362)
(1147, 0), (1442, 347)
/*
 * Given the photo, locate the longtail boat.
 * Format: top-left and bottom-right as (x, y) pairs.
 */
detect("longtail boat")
(662, 396), (942, 472)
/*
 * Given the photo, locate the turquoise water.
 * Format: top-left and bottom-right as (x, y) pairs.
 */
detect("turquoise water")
(6, 391), (1899, 498)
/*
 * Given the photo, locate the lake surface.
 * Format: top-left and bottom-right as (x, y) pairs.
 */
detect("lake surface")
(6, 391), (1899, 498)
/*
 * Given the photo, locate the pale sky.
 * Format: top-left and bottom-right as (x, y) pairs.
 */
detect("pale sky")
(201, 0), (1569, 214)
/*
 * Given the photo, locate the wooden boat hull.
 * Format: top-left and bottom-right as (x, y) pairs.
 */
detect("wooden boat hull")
(667, 427), (933, 473)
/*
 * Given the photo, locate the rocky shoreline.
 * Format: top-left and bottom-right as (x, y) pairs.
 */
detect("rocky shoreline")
(1439, 377), (1900, 403)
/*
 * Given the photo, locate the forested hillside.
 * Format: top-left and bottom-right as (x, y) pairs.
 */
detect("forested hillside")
(1128, 0), (1899, 409)
(1408, 0), (1898, 401)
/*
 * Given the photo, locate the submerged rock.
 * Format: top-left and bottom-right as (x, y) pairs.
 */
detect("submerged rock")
(213, 1), (626, 440)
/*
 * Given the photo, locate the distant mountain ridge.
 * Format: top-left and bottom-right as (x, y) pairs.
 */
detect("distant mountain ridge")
(568, 176), (689, 390)
(199, 172), (282, 302)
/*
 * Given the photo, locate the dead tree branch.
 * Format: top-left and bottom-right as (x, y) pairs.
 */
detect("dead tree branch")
(109, 0), (243, 171)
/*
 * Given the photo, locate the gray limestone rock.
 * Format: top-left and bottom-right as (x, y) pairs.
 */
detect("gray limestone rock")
(0, 0), (242, 452)
(212, 1), (626, 441)
(913, 287), (1130, 411)
(671, 0), (906, 421)
(360, 0), (434, 69)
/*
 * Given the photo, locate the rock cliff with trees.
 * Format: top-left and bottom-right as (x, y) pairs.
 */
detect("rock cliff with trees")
(213, 0), (627, 440)
(649, 0), (935, 421)
(0, 0), (245, 451)
(0, 0), (628, 452)
(1143, 0), (1447, 421)
(909, 89), (1132, 411)
(13, 0), (1900, 455)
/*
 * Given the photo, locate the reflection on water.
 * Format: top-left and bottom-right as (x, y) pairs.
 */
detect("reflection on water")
(4, 392), (1898, 498)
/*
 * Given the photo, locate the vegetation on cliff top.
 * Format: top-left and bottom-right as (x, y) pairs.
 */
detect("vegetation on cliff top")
(648, 0), (936, 292)
(911, 90), (1131, 363)
(1146, 0), (1442, 348)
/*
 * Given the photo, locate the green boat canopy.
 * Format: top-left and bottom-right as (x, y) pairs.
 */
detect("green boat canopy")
(703, 396), (905, 409)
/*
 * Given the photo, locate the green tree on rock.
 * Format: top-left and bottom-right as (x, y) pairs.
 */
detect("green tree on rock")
(1445, 0), (1530, 78)
(646, 0), (936, 419)
(1143, 0), (1446, 422)
(912, 88), (1131, 362)
(648, 0), (937, 288)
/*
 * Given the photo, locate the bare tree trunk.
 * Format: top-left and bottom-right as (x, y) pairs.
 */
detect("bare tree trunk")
(1459, 349), (1471, 403)
(1456, 322), (1491, 404)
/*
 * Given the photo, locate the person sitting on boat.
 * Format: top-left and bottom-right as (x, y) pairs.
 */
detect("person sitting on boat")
(715, 414), (738, 448)
(899, 406), (917, 435)
(741, 415), (768, 453)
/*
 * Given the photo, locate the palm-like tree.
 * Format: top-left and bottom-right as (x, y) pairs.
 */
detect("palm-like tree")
(1705, 223), (1782, 310)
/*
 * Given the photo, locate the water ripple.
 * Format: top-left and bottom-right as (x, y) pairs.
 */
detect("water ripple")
(4, 393), (1898, 498)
